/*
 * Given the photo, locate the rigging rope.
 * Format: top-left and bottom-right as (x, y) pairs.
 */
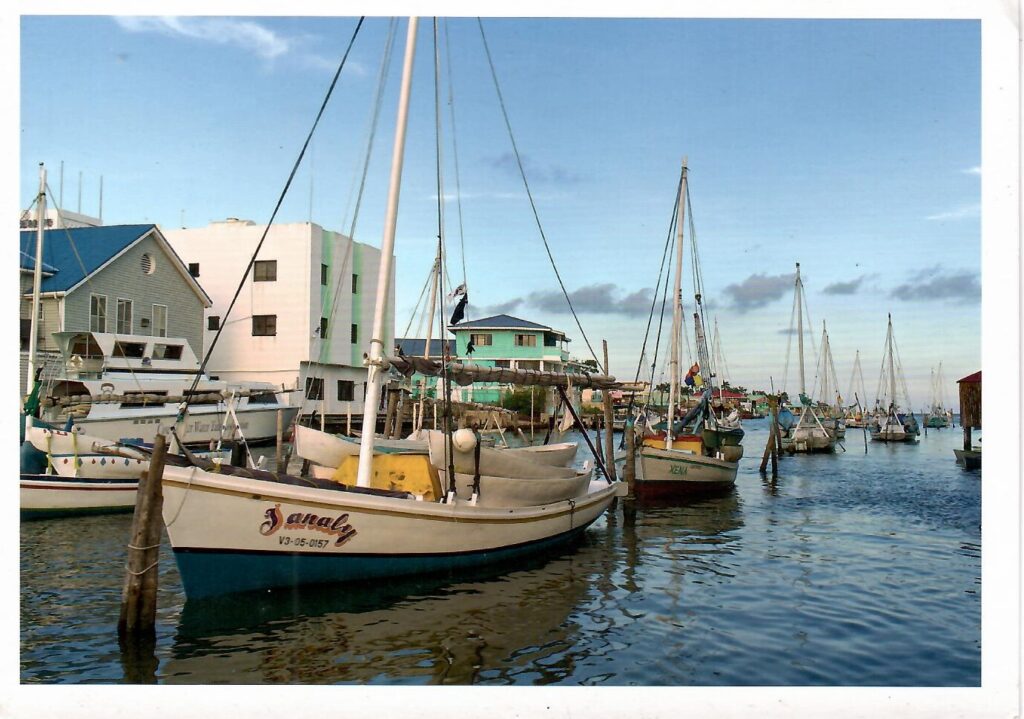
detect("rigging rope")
(443, 19), (469, 302)
(476, 18), (601, 368)
(183, 17), (366, 410)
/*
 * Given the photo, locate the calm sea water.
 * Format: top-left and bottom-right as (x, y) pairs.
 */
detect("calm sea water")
(20, 419), (980, 685)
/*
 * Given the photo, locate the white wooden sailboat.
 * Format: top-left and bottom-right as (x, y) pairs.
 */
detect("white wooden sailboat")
(871, 313), (919, 443)
(843, 350), (869, 427)
(924, 362), (952, 428)
(21, 424), (230, 518)
(817, 321), (846, 440)
(158, 18), (624, 599)
(628, 159), (741, 497)
(779, 263), (835, 453)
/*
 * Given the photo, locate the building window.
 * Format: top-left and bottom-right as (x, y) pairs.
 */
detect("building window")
(321, 264), (329, 286)
(253, 260), (277, 282)
(152, 304), (168, 337)
(517, 360), (541, 371)
(470, 333), (492, 347)
(320, 317), (329, 339)
(515, 334), (537, 347)
(116, 298), (133, 335)
(252, 315), (277, 336)
(114, 341), (146, 358)
(208, 315), (220, 331)
(350, 323), (358, 343)
(305, 377), (324, 400)
(188, 262), (200, 277)
(337, 380), (355, 401)
(494, 359), (511, 368)
(351, 273), (358, 294)
(90, 294), (107, 333)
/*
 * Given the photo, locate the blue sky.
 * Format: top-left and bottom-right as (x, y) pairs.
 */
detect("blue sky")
(18, 15), (984, 408)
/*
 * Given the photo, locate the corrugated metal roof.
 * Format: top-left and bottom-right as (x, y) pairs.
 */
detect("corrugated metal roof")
(19, 224), (156, 293)
(396, 338), (455, 358)
(447, 314), (558, 332)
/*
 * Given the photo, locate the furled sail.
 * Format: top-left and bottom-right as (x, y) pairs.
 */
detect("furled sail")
(384, 355), (618, 389)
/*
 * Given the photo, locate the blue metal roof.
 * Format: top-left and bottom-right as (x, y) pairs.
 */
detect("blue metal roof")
(19, 224), (155, 293)
(396, 338), (455, 358)
(447, 314), (556, 332)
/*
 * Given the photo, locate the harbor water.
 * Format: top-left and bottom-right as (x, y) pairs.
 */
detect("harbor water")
(20, 419), (980, 685)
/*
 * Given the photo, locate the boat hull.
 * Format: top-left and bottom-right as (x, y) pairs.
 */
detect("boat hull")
(781, 427), (836, 453)
(66, 405), (299, 446)
(20, 475), (138, 519)
(635, 446), (738, 496)
(161, 466), (621, 599)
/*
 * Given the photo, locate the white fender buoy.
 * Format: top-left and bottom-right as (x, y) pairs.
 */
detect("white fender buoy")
(452, 428), (477, 452)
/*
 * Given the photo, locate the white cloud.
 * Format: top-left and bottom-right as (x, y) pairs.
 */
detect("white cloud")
(925, 203), (980, 221)
(115, 16), (290, 60)
(962, 165), (981, 175)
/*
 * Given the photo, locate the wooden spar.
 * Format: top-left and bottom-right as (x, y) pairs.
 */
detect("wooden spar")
(383, 388), (398, 439)
(665, 158), (688, 451)
(555, 385), (609, 481)
(118, 431), (167, 642)
(356, 17), (419, 489)
(796, 263), (806, 396)
(602, 340), (617, 481)
(274, 407), (284, 472)
(382, 357), (618, 390)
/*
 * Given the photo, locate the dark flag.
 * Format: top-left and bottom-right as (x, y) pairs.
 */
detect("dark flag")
(466, 338), (476, 355)
(450, 293), (468, 325)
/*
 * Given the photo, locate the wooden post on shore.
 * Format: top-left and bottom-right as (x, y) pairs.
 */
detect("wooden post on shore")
(274, 407), (284, 472)
(602, 340), (617, 482)
(622, 417), (636, 524)
(118, 431), (168, 642)
(759, 395), (779, 478)
(383, 388), (398, 438)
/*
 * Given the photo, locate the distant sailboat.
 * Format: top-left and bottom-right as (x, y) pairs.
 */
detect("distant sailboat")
(816, 321), (846, 440)
(844, 350), (869, 427)
(925, 362), (952, 428)
(779, 263), (835, 454)
(870, 314), (919, 443)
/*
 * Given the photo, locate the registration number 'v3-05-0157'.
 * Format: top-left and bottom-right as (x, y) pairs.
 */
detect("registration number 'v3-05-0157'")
(258, 504), (358, 547)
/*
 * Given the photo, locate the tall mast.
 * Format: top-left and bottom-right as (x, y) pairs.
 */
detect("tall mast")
(416, 256), (441, 430)
(821, 320), (829, 406)
(887, 313), (896, 412)
(795, 262), (805, 396)
(26, 163), (47, 397)
(665, 157), (687, 450)
(356, 17), (419, 488)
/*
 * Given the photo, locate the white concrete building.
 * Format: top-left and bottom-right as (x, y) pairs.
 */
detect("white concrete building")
(163, 219), (394, 417)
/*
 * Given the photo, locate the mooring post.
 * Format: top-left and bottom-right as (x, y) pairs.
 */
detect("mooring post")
(770, 398), (779, 478)
(118, 430), (168, 642)
(274, 407), (284, 472)
(623, 416), (637, 524)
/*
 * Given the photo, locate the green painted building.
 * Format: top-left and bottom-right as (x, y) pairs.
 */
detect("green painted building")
(396, 314), (579, 412)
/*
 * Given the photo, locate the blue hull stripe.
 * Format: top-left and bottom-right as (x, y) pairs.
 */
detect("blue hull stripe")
(174, 520), (598, 599)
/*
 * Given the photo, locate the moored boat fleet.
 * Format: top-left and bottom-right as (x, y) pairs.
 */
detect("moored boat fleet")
(18, 17), (979, 607)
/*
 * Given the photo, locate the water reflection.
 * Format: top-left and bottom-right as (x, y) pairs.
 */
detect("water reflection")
(165, 550), (594, 684)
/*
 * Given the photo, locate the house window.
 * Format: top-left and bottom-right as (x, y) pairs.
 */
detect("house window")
(116, 298), (133, 334)
(470, 333), (492, 347)
(253, 260), (277, 282)
(152, 304), (168, 337)
(188, 263), (200, 277)
(208, 315), (220, 331)
(305, 377), (324, 400)
(252, 315), (277, 336)
(321, 264), (329, 285)
(320, 317), (329, 339)
(494, 360), (511, 368)
(337, 380), (355, 401)
(517, 360), (541, 371)
(90, 294), (107, 333)
(350, 323), (358, 343)
(515, 334), (537, 347)
(351, 273), (358, 294)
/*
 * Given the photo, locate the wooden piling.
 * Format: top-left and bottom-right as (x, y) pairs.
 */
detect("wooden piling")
(759, 395), (779, 478)
(118, 431), (168, 642)
(274, 407), (284, 472)
(383, 388), (398, 437)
